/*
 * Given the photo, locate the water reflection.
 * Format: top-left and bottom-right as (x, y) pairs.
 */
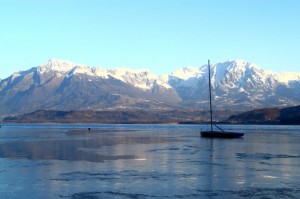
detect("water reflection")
(0, 129), (183, 162)
(0, 125), (299, 198)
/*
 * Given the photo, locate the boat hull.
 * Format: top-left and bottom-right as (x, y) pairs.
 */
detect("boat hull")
(201, 131), (244, 138)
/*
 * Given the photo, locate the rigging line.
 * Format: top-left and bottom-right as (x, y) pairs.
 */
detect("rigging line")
(208, 59), (213, 131)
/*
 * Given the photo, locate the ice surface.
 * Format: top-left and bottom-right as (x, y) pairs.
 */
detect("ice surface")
(0, 124), (300, 198)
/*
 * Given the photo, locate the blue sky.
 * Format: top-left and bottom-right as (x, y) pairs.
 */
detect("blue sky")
(1, 0), (300, 79)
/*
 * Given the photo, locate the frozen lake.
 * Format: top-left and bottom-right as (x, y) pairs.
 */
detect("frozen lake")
(0, 124), (299, 198)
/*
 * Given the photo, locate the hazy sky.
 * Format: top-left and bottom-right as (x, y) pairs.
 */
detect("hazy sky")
(1, 0), (300, 79)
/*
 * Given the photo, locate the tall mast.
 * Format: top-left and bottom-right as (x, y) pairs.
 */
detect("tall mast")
(208, 59), (213, 131)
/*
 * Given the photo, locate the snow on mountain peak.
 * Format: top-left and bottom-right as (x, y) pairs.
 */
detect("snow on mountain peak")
(274, 72), (300, 84)
(38, 59), (104, 78)
(35, 59), (172, 90)
(24, 58), (300, 92)
(107, 68), (166, 90)
(170, 66), (203, 80)
(209, 59), (268, 86)
(232, 58), (250, 65)
(38, 59), (78, 73)
(225, 59), (259, 70)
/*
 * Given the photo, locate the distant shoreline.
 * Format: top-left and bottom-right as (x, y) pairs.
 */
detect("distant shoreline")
(1, 121), (296, 125)
(2, 105), (300, 125)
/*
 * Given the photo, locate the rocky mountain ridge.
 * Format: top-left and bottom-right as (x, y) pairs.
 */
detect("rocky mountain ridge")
(1, 59), (300, 117)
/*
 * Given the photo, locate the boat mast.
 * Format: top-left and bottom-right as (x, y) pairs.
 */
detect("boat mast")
(208, 59), (213, 131)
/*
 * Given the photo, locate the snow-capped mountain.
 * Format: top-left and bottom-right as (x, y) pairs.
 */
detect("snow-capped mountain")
(169, 59), (300, 109)
(0, 59), (300, 116)
(0, 59), (180, 116)
(37, 59), (171, 90)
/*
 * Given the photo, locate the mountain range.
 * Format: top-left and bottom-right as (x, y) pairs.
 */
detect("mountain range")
(1, 59), (300, 117)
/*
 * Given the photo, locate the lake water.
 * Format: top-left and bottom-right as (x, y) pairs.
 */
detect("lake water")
(0, 124), (299, 198)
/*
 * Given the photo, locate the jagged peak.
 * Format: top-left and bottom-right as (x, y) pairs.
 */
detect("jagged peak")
(43, 59), (76, 67)
(230, 58), (249, 64)
(218, 59), (258, 70)
(38, 59), (74, 73)
(209, 59), (262, 80)
(106, 68), (165, 90)
(38, 59), (88, 74)
(37, 60), (170, 90)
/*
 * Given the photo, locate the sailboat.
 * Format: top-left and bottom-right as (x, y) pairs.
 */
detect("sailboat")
(201, 60), (244, 138)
